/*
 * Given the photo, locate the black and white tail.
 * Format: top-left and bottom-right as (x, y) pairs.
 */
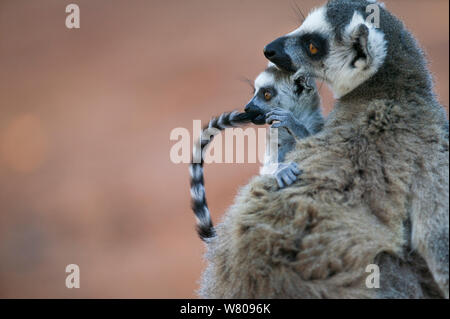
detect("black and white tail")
(189, 111), (253, 242)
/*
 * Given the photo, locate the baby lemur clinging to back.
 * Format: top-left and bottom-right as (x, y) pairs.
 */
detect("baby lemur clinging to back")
(189, 65), (323, 241)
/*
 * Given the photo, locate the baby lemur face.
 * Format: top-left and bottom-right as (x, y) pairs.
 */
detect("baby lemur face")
(244, 65), (318, 124)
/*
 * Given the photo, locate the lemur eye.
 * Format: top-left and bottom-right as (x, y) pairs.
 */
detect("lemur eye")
(264, 91), (272, 101)
(309, 43), (318, 55)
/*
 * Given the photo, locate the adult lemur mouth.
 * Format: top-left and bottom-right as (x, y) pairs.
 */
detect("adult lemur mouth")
(271, 60), (296, 73)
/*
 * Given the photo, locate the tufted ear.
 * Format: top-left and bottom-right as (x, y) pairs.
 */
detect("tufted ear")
(350, 23), (372, 69)
(343, 10), (387, 71)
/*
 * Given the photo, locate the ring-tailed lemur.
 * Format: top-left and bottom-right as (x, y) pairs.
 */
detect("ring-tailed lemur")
(190, 66), (323, 241)
(200, 0), (448, 299)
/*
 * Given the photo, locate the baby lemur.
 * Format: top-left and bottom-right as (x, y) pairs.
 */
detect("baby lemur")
(189, 65), (323, 241)
(246, 64), (323, 187)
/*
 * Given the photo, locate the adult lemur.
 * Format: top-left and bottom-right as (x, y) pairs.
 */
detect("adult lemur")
(190, 66), (323, 241)
(200, 0), (449, 298)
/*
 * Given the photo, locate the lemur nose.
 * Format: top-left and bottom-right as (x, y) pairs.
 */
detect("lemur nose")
(263, 47), (276, 59)
(263, 37), (295, 72)
(264, 37), (285, 60)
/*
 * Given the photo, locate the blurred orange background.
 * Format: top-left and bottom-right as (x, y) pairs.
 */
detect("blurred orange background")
(0, 0), (448, 298)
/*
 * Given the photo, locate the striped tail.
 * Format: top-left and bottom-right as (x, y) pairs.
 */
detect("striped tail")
(189, 111), (253, 242)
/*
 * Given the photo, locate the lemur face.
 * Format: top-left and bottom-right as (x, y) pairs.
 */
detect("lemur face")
(264, 1), (387, 98)
(244, 66), (316, 124)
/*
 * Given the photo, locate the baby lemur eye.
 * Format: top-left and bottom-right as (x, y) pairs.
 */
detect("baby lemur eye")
(309, 43), (318, 55)
(264, 91), (272, 101)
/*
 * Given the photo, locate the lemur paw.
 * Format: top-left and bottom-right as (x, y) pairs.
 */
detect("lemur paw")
(266, 107), (297, 129)
(266, 107), (310, 139)
(274, 162), (302, 189)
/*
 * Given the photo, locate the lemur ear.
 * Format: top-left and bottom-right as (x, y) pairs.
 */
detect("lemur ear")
(293, 74), (315, 95)
(293, 76), (305, 95)
(350, 23), (372, 68)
